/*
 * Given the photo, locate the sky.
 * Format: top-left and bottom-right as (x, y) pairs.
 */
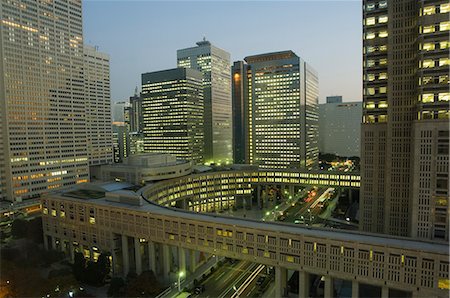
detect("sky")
(83, 1), (362, 103)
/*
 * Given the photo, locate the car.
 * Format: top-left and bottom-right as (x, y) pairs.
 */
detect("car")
(194, 285), (205, 294)
(294, 216), (305, 224)
(256, 276), (266, 286)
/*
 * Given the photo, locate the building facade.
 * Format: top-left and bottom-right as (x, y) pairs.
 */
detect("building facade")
(141, 68), (204, 164)
(232, 51), (319, 170)
(84, 45), (113, 166)
(0, 0), (89, 202)
(361, 0), (449, 241)
(177, 39), (232, 164)
(319, 100), (362, 157)
(112, 122), (130, 163)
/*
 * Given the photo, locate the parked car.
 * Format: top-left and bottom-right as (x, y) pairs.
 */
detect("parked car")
(194, 285), (205, 295)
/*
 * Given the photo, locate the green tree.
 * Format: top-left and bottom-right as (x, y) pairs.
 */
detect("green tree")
(73, 252), (86, 281)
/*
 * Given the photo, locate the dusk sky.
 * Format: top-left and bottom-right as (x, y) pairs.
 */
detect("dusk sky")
(83, 1), (362, 103)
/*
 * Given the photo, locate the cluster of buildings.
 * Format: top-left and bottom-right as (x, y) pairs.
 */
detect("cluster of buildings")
(0, 2), (449, 291)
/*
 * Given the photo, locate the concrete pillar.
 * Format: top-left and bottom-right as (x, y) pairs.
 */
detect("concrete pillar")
(121, 234), (129, 276)
(43, 234), (49, 250)
(275, 267), (287, 298)
(162, 244), (171, 283)
(381, 286), (389, 298)
(134, 238), (142, 275)
(298, 271), (309, 298)
(257, 185), (262, 209)
(351, 280), (359, 298)
(189, 250), (196, 273)
(324, 276), (333, 298)
(50, 236), (56, 250)
(148, 241), (156, 273)
(69, 242), (75, 263)
(178, 247), (186, 274)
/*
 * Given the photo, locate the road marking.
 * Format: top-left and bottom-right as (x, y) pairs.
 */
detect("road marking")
(246, 285), (256, 296)
(215, 271), (226, 281)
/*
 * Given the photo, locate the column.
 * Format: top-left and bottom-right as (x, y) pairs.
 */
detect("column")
(257, 185), (262, 209)
(189, 250), (196, 273)
(263, 186), (268, 209)
(351, 280), (359, 298)
(69, 242), (75, 263)
(148, 241), (156, 273)
(134, 238), (142, 275)
(121, 234), (129, 276)
(178, 247), (186, 274)
(324, 276), (333, 298)
(43, 234), (49, 250)
(50, 236), (56, 250)
(298, 271), (309, 298)
(381, 286), (389, 298)
(162, 244), (171, 283)
(275, 267), (287, 298)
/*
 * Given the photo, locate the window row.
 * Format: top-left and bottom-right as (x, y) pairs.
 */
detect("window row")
(419, 75), (449, 86)
(420, 41), (450, 51)
(421, 3), (450, 16)
(365, 15), (388, 26)
(364, 87), (387, 96)
(420, 22), (450, 34)
(365, 31), (388, 40)
(420, 93), (450, 103)
(421, 58), (450, 68)
(365, 1), (387, 11)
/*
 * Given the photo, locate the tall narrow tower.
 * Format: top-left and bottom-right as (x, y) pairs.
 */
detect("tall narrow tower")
(361, 0), (449, 240)
(177, 40), (232, 164)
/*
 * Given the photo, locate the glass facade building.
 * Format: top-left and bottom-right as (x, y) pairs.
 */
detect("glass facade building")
(232, 51), (319, 170)
(177, 40), (232, 165)
(141, 68), (204, 164)
(361, 0), (449, 241)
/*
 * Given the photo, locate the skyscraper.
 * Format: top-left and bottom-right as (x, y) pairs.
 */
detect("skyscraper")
(361, 0), (449, 240)
(177, 39), (232, 164)
(0, 0), (89, 202)
(84, 45), (113, 166)
(232, 51), (319, 170)
(141, 68), (204, 164)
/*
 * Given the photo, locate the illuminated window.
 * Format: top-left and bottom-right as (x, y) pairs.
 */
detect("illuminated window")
(378, 115), (387, 122)
(379, 87), (387, 94)
(438, 111), (449, 119)
(366, 3), (375, 11)
(379, 101), (388, 108)
(43, 208), (48, 215)
(379, 73), (387, 80)
(422, 43), (435, 51)
(51, 209), (57, 217)
(440, 41), (450, 49)
(423, 25), (436, 33)
(440, 22), (450, 31)
(89, 217), (96, 224)
(366, 115), (375, 123)
(366, 102), (375, 109)
(379, 45), (387, 51)
(367, 74), (375, 81)
(441, 3), (450, 13)
(366, 32), (375, 40)
(421, 76), (433, 85)
(367, 88), (375, 96)
(439, 93), (450, 101)
(60, 211), (65, 218)
(439, 75), (449, 84)
(439, 58), (450, 67)
(379, 1), (387, 8)
(378, 31), (388, 38)
(423, 6), (435, 15)
(366, 17), (375, 25)
(422, 93), (434, 103)
(379, 58), (387, 65)
(379, 16), (388, 23)
(422, 59), (435, 68)
(366, 60), (375, 67)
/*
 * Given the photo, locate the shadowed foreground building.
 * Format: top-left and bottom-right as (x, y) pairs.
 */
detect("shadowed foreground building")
(232, 51), (319, 170)
(141, 68), (204, 164)
(361, 0), (450, 241)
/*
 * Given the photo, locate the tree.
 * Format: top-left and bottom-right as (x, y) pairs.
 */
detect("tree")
(125, 271), (163, 297)
(11, 219), (27, 238)
(73, 252), (86, 281)
(97, 253), (111, 281)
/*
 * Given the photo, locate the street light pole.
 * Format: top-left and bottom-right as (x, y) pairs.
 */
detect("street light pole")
(178, 271), (184, 292)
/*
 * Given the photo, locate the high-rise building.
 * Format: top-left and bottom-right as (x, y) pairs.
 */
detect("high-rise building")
(325, 95), (343, 104)
(361, 0), (449, 241)
(232, 51), (319, 170)
(84, 45), (113, 166)
(0, 0), (89, 202)
(128, 90), (143, 133)
(112, 122), (130, 163)
(112, 101), (129, 122)
(177, 39), (232, 164)
(141, 68), (204, 164)
(319, 100), (362, 157)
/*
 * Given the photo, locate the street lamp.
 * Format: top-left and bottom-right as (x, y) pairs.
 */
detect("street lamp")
(307, 208), (312, 223)
(178, 271), (185, 292)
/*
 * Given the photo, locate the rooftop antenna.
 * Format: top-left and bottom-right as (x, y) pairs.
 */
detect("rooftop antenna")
(134, 86), (138, 96)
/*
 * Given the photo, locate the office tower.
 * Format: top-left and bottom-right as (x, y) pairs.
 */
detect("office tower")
(361, 0), (449, 240)
(129, 132), (144, 155)
(326, 96), (343, 104)
(0, 0), (89, 202)
(141, 68), (204, 164)
(112, 122), (130, 163)
(128, 89), (143, 133)
(319, 100), (362, 157)
(177, 39), (232, 164)
(232, 51), (319, 170)
(112, 101), (129, 122)
(84, 45), (113, 166)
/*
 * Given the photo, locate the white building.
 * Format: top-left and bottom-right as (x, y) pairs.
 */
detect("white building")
(319, 101), (362, 157)
(84, 45), (113, 166)
(0, 0), (89, 202)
